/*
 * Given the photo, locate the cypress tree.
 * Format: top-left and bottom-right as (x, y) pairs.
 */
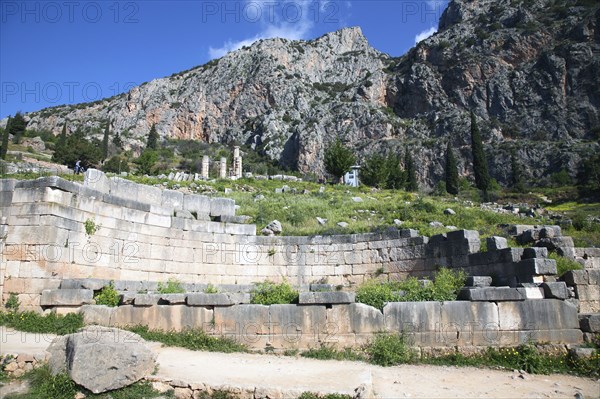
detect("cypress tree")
(52, 122), (68, 164)
(324, 138), (356, 183)
(511, 149), (525, 193)
(102, 119), (110, 160)
(445, 141), (459, 195)
(112, 131), (123, 150)
(405, 150), (418, 192)
(1, 117), (11, 160)
(470, 112), (490, 197)
(10, 112), (27, 144)
(147, 124), (159, 150)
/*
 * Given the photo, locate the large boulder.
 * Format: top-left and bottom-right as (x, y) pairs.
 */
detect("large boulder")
(47, 326), (156, 394)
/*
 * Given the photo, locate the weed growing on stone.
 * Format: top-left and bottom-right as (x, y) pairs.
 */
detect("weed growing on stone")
(4, 293), (20, 313)
(84, 218), (99, 236)
(127, 326), (248, 353)
(356, 268), (466, 310)
(157, 278), (185, 294)
(250, 280), (299, 305)
(204, 284), (219, 294)
(0, 311), (83, 335)
(94, 282), (121, 307)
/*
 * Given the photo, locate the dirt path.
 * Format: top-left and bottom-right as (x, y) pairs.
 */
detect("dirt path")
(2, 327), (598, 398)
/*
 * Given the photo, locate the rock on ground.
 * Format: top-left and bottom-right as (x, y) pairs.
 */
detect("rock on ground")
(47, 326), (156, 394)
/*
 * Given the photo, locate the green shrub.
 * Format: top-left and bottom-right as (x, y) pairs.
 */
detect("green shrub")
(366, 333), (415, 366)
(158, 278), (186, 294)
(102, 155), (130, 174)
(548, 252), (582, 276)
(250, 281), (299, 305)
(5, 293), (20, 313)
(355, 280), (402, 311)
(0, 311), (83, 335)
(94, 281), (121, 307)
(356, 269), (466, 310)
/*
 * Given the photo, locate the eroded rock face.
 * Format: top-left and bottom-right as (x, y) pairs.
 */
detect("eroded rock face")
(47, 326), (156, 394)
(12, 0), (600, 186)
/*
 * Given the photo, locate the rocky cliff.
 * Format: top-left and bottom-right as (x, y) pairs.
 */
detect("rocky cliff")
(15, 0), (600, 186)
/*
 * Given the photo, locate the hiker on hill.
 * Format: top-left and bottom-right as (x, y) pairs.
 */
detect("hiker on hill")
(75, 159), (82, 174)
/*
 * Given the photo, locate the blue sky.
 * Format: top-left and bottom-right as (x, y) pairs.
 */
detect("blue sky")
(0, 0), (448, 119)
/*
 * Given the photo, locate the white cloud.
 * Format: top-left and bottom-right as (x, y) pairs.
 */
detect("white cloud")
(414, 26), (437, 44)
(208, 0), (315, 59)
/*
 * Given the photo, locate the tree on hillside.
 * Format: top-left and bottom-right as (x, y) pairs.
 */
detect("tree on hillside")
(324, 138), (355, 183)
(385, 153), (406, 190)
(1, 117), (11, 160)
(360, 153), (388, 188)
(102, 119), (110, 160)
(135, 150), (158, 175)
(405, 150), (418, 192)
(146, 124), (159, 150)
(470, 112), (490, 198)
(52, 123), (68, 164)
(510, 149), (525, 193)
(361, 152), (405, 189)
(445, 141), (459, 195)
(52, 127), (102, 168)
(112, 131), (123, 150)
(10, 112), (27, 144)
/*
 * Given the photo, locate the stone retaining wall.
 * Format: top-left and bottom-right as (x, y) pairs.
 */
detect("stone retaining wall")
(0, 174), (569, 312)
(562, 269), (600, 313)
(75, 298), (582, 351)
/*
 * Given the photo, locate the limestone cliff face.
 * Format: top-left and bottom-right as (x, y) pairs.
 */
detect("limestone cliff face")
(18, 0), (600, 186)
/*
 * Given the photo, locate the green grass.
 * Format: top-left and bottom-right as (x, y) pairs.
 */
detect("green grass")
(301, 345), (366, 362)
(0, 311), (84, 335)
(420, 344), (600, 377)
(127, 325), (248, 353)
(5, 365), (171, 399)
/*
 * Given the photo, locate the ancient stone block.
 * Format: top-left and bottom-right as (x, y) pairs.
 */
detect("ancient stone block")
(40, 289), (94, 306)
(298, 292), (356, 305)
(161, 190), (184, 210)
(486, 236), (508, 251)
(562, 270), (588, 286)
(541, 282), (569, 299)
(60, 279), (109, 291)
(516, 258), (557, 275)
(80, 304), (114, 325)
(465, 276), (492, 287)
(579, 313), (600, 333)
(210, 198), (235, 217)
(384, 302), (441, 332)
(458, 287), (524, 301)
(84, 169), (111, 194)
(522, 247), (548, 259)
(133, 294), (161, 306)
(497, 300), (579, 330)
(47, 326), (156, 393)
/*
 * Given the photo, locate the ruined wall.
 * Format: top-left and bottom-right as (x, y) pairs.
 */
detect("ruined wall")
(0, 173), (557, 311)
(75, 298), (582, 351)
